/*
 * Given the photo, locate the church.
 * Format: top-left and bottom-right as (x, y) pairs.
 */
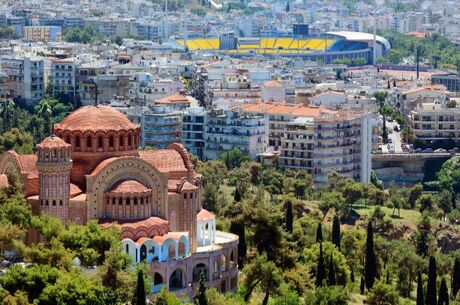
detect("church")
(0, 105), (238, 295)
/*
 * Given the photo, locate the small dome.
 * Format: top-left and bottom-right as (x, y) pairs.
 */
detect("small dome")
(36, 135), (70, 149)
(108, 180), (150, 194)
(54, 105), (139, 133)
(197, 209), (215, 222)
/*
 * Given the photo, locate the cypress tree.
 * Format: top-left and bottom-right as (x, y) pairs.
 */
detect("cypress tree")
(315, 243), (326, 287)
(135, 269), (146, 305)
(332, 215), (341, 250)
(416, 272), (424, 305)
(452, 257), (460, 298)
(316, 222), (323, 242)
(360, 277), (365, 295)
(328, 252), (336, 286)
(438, 278), (449, 305)
(350, 267), (355, 283)
(426, 256), (437, 305)
(365, 221), (377, 290)
(234, 188), (242, 202)
(285, 200), (293, 233)
(194, 271), (208, 305)
(229, 219), (247, 267)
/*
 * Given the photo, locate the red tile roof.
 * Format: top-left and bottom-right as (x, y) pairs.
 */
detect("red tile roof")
(107, 180), (150, 194)
(139, 150), (188, 174)
(237, 102), (336, 117)
(36, 135), (70, 149)
(156, 93), (191, 105)
(197, 209), (215, 221)
(17, 154), (38, 178)
(54, 105), (140, 133)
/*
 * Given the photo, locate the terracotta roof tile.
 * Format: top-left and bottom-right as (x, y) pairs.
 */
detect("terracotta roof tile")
(197, 209), (215, 221)
(180, 181), (198, 192)
(107, 180), (150, 194)
(100, 216), (168, 231)
(70, 183), (82, 197)
(156, 93), (191, 105)
(139, 150), (188, 173)
(237, 102), (335, 118)
(17, 154), (38, 178)
(36, 135), (70, 149)
(54, 105), (140, 133)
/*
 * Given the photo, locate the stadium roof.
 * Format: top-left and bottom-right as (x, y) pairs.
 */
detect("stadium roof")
(327, 31), (391, 50)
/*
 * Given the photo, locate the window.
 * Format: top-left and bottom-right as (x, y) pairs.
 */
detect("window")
(86, 136), (92, 148)
(119, 198), (123, 205)
(109, 136), (114, 148)
(128, 135), (132, 147)
(98, 136), (103, 149)
(119, 135), (125, 148)
(126, 198), (130, 205)
(52, 200), (56, 206)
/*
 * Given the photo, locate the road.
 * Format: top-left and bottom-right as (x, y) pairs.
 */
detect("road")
(380, 120), (402, 153)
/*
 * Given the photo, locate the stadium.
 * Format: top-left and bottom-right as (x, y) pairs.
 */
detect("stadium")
(176, 31), (391, 65)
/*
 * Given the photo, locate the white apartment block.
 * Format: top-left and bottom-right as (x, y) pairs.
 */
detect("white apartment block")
(0, 55), (44, 105)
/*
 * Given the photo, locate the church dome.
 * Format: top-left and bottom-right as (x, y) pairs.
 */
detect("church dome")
(36, 135), (70, 149)
(54, 105), (139, 134)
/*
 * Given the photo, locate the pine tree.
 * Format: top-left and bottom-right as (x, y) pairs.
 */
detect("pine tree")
(194, 271), (208, 305)
(285, 200), (293, 233)
(452, 257), (460, 298)
(332, 215), (341, 250)
(229, 219), (247, 267)
(316, 222), (323, 242)
(426, 256), (437, 305)
(438, 278), (449, 305)
(365, 221), (377, 290)
(135, 269), (146, 305)
(234, 188), (242, 202)
(360, 277), (365, 294)
(328, 252), (336, 285)
(416, 272), (424, 305)
(315, 243), (326, 287)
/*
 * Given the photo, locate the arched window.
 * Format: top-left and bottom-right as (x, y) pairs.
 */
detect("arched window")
(66, 135), (71, 144)
(134, 198), (137, 205)
(125, 244), (129, 254)
(86, 136), (92, 149)
(119, 198), (123, 205)
(98, 136), (103, 150)
(59, 200), (63, 206)
(126, 198), (130, 205)
(45, 200), (49, 206)
(52, 200), (56, 206)
(112, 197), (116, 205)
(76, 136), (80, 148)
(128, 134), (132, 147)
(140, 197), (144, 204)
(109, 136), (114, 148)
(119, 135), (125, 150)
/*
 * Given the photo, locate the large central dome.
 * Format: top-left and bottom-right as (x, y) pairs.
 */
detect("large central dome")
(54, 105), (139, 133)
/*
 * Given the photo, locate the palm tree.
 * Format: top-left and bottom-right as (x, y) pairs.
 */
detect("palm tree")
(1, 99), (15, 131)
(37, 100), (53, 136)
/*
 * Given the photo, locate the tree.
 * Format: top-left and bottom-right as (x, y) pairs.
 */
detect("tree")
(416, 272), (423, 305)
(452, 257), (460, 298)
(374, 91), (389, 143)
(418, 194), (436, 212)
(219, 147), (250, 169)
(438, 190), (453, 220)
(305, 286), (349, 305)
(319, 191), (344, 218)
(365, 222), (377, 290)
(135, 269), (146, 305)
(360, 277), (365, 294)
(342, 180), (364, 213)
(426, 256), (437, 305)
(438, 278), (449, 305)
(242, 253), (282, 304)
(194, 271), (208, 305)
(328, 252), (336, 286)
(316, 223), (323, 242)
(36, 99), (53, 136)
(315, 243), (326, 287)
(409, 184), (423, 209)
(285, 200), (293, 234)
(293, 179), (308, 199)
(234, 188), (242, 202)
(155, 286), (181, 305)
(229, 219), (247, 267)
(0, 128), (34, 154)
(366, 281), (400, 305)
(0, 100), (15, 131)
(332, 215), (341, 250)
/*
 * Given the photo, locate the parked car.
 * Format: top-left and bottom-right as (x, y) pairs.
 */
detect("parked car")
(424, 148), (433, 153)
(435, 148), (447, 153)
(449, 148), (459, 153)
(415, 148), (422, 153)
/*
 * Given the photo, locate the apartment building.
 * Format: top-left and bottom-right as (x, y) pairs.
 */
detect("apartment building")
(75, 62), (109, 106)
(51, 58), (80, 102)
(204, 108), (267, 160)
(22, 26), (62, 42)
(432, 73), (460, 92)
(129, 72), (184, 103)
(409, 100), (460, 142)
(141, 92), (195, 149)
(0, 72), (9, 99)
(240, 102), (375, 185)
(0, 55), (44, 105)
(182, 106), (206, 159)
